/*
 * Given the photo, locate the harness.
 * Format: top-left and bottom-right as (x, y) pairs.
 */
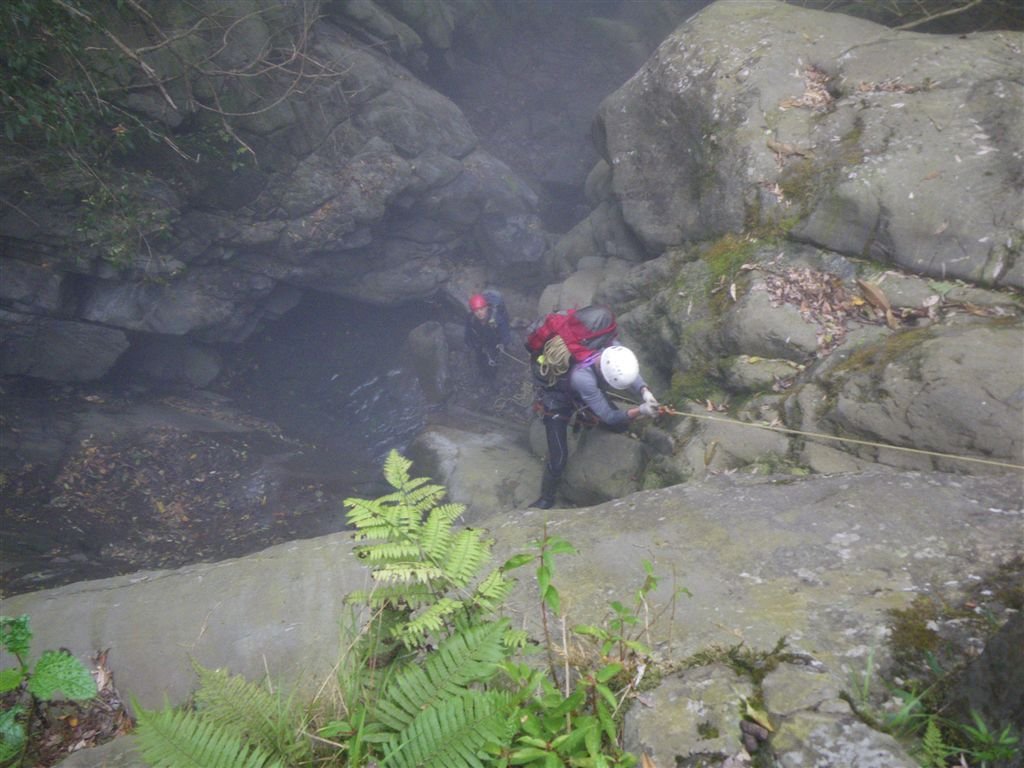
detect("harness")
(532, 351), (602, 429)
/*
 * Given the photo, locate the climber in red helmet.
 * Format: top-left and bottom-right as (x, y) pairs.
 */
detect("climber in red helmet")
(464, 290), (512, 386)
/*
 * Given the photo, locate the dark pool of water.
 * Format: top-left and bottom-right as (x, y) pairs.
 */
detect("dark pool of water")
(222, 293), (445, 460)
(0, 294), (457, 596)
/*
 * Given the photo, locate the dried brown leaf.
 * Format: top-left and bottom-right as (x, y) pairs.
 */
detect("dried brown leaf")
(856, 279), (891, 312)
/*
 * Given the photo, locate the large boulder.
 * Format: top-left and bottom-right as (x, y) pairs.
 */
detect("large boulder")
(0, 310), (130, 382)
(407, 423), (540, 517)
(4, 467), (1021, 767)
(803, 320), (1024, 472)
(593, 1), (1024, 289)
(0, 1), (542, 382)
(404, 321), (451, 404)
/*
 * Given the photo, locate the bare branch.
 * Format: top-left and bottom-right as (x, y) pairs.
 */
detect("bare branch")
(52, 0), (181, 112)
(893, 0), (984, 30)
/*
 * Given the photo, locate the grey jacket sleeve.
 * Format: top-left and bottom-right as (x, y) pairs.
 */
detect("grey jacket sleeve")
(570, 364), (645, 430)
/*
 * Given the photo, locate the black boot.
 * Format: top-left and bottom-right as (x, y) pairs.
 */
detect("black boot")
(529, 467), (559, 509)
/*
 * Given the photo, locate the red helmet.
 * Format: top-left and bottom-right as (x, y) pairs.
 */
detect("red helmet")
(468, 293), (487, 311)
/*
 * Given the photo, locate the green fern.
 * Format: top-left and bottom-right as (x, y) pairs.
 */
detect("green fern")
(381, 690), (514, 768)
(347, 582), (439, 609)
(129, 452), (642, 768)
(919, 715), (951, 768)
(344, 450), (514, 649)
(337, 453), (528, 766)
(191, 663), (313, 765)
(132, 698), (286, 768)
(399, 597), (463, 648)
(374, 619), (511, 732)
(444, 529), (493, 587)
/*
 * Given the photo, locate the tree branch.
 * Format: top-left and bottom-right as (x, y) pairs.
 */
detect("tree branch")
(893, 0), (984, 31)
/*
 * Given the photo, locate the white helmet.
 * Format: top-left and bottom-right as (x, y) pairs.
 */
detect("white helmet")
(599, 345), (639, 389)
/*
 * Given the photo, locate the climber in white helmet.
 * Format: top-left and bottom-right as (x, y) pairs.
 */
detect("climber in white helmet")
(530, 344), (660, 509)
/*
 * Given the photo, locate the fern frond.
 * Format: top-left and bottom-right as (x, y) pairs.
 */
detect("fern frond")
(430, 501), (467, 525)
(919, 716), (950, 768)
(355, 542), (425, 563)
(191, 664), (312, 764)
(382, 690), (513, 768)
(397, 598), (462, 647)
(133, 697), (285, 768)
(345, 497), (402, 539)
(442, 529), (492, 587)
(382, 450), (414, 488)
(469, 568), (516, 614)
(399, 487), (449, 521)
(503, 628), (530, 649)
(375, 620), (511, 731)
(345, 497), (422, 538)
(374, 565), (445, 584)
(347, 583), (438, 609)
(419, 511), (455, 560)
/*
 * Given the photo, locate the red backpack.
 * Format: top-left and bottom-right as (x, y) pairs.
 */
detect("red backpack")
(525, 305), (618, 363)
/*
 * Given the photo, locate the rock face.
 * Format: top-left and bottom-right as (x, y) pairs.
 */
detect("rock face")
(592, 2), (1024, 288)
(534, 2), (1024, 493)
(943, 612), (1024, 768)
(2, 4), (1023, 763)
(0, 1), (545, 382)
(2, 0), (1021, 489)
(0, 0), (699, 386)
(4, 468), (1020, 767)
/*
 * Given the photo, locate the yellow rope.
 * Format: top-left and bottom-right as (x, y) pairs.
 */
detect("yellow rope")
(612, 395), (1024, 472)
(501, 342), (1022, 471)
(536, 337), (572, 386)
(493, 380), (535, 412)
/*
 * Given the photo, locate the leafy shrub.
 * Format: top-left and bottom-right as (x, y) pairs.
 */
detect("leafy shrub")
(0, 614), (98, 766)
(133, 450), (672, 767)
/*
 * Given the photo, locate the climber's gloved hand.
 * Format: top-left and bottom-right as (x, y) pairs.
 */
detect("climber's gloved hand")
(496, 344), (505, 354)
(638, 403), (659, 418)
(642, 388), (660, 407)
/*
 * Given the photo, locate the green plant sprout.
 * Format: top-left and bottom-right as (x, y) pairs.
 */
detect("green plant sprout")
(0, 614), (98, 767)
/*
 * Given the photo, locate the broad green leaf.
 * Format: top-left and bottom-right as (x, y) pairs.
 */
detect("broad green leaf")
(0, 616), (31, 659)
(546, 538), (577, 556)
(542, 585), (561, 615)
(502, 554), (535, 571)
(537, 566), (551, 594)
(596, 684), (618, 710)
(0, 704), (27, 753)
(596, 663), (623, 683)
(27, 650), (97, 702)
(0, 667), (25, 693)
(509, 746), (549, 764)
